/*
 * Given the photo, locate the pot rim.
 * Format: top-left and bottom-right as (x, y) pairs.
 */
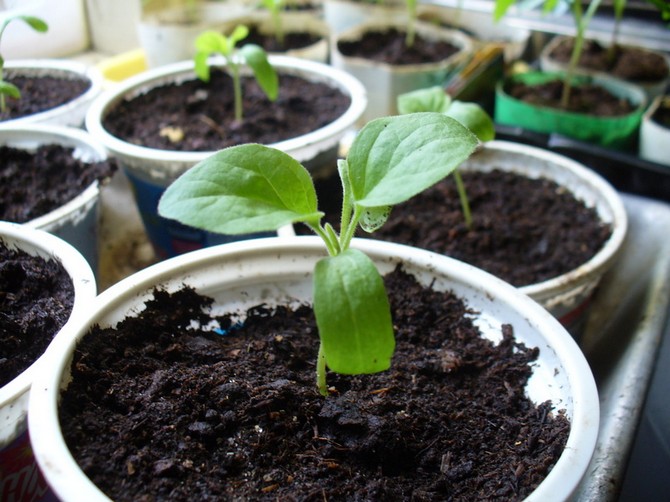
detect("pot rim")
(3, 59), (104, 126)
(0, 124), (107, 230)
(84, 55), (367, 166)
(0, 222), (97, 407)
(29, 236), (598, 502)
(470, 140), (628, 302)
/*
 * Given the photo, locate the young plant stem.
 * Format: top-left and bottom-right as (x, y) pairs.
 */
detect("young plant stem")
(453, 170), (472, 229)
(561, 0), (603, 108)
(271, 7), (284, 46)
(405, 0), (417, 47)
(317, 343), (328, 396)
(230, 63), (243, 121)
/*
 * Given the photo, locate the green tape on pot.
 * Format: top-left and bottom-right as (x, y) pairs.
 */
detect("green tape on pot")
(494, 71), (647, 149)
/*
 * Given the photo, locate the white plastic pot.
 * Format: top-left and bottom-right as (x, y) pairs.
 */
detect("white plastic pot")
(460, 141), (628, 336)
(639, 95), (670, 167)
(85, 56), (366, 259)
(3, 60), (103, 128)
(331, 20), (473, 123)
(0, 125), (109, 273)
(28, 236), (599, 501)
(0, 222), (96, 502)
(216, 11), (331, 63)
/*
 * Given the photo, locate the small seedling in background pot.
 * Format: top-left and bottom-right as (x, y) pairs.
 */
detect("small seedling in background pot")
(405, 0), (418, 47)
(0, 15), (48, 113)
(397, 86), (494, 229)
(194, 25), (278, 122)
(158, 112), (479, 396)
(261, 0), (286, 47)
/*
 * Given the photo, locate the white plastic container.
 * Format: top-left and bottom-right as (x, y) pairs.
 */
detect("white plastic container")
(0, 125), (108, 272)
(0, 221), (96, 502)
(639, 95), (670, 167)
(85, 55), (366, 259)
(3, 59), (103, 128)
(28, 237), (599, 501)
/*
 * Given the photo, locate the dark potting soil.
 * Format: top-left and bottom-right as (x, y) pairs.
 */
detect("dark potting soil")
(243, 24), (322, 52)
(0, 72), (91, 122)
(337, 28), (461, 65)
(0, 144), (117, 223)
(102, 71), (351, 152)
(549, 37), (669, 82)
(59, 268), (569, 501)
(296, 169), (611, 287)
(0, 242), (74, 386)
(505, 77), (635, 117)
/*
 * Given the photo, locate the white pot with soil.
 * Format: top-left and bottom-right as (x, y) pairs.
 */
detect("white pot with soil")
(85, 56), (366, 259)
(1, 60), (103, 128)
(540, 35), (670, 101)
(639, 94), (670, 167)
(0, 221), (96, 502)
(28, 236), (599, 501)
(0, 124), (113, 273)
(217, 11), (331, 63)
(331, 20), (473, 123)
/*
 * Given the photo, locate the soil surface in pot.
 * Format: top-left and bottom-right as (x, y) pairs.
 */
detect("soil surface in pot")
(0, 72), (91, 122)
(0, 242), (74, 386)
(549, 38), (669, 82)
(337, 28), (461, 65)
(60, 268), (569, 501)
(243, 24), (323, 52)
(0, 145), (117, 223)
(296, 169), (611, 287)
(102, 71), (351, 151)
(506, 78), (635, 117)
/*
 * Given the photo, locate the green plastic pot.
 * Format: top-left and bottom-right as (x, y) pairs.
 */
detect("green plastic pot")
(495, 71), (647, 149)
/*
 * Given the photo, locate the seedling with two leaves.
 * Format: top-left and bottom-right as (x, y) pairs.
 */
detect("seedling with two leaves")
(158, 112), (479, 396)
(194, 25), (278, 122)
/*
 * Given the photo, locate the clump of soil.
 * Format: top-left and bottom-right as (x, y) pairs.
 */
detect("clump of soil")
(549, 37), (669, 82)
(0, 144), (117, 223)
(506, 78), (635, 117)
(60, 268), (569, 501)
(337, 28), (461, 65)
(243, 24), (322, 52)
(0, 72), (91, 122)
(296, 169), (611, 287)
(0, 241), (74, 386)
(102, 71), (351, 152)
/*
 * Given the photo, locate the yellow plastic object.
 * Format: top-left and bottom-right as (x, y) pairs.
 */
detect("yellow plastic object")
(96, 49), (147, 88)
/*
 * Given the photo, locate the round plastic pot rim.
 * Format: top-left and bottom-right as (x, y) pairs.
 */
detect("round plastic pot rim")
(495, 71), (648, 121)
(0, 124), (107, 230)
(29, 236), (598, 502)
(333, 20), (473, 72)
(0, 222), (97, 407)
(84, 55), (367, 165)
(473, 141), (628, 302)
(4, 59), (104, 126)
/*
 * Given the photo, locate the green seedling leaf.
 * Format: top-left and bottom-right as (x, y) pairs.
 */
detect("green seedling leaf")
(158, 144), (323, 233)
(313, 248), (394, 374)
(0, 81), (20, 99)
(493, 0), (517, 20)
(346, 113), (479, 208)
(445, 101), (496, 142)
(239, 44), (279, 101)
(359, 205), (392, 233)
(397, 86), (451, 114)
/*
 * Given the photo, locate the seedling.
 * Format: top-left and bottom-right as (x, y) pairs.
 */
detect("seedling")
(158, 112), (478, 396)
(494, 0), (604, 108)
(194, 25), (278, 122)
(0, 15), (48, 113)
(405, 0), (418, 47)
(261, 0), (285, 47)
(397, 86), (494, 229)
